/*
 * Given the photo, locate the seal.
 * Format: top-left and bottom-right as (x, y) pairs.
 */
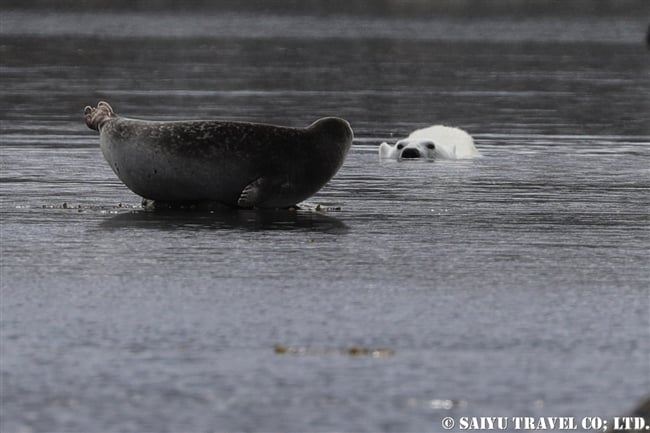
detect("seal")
(84, 102), (353, 208)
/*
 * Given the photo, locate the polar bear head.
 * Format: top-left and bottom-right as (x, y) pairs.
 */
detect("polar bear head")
(379, 125), (479, 161)
(379, 139), (437, 160)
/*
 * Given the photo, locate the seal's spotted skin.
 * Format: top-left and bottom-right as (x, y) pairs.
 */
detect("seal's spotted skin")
(84, 101), (353, 208)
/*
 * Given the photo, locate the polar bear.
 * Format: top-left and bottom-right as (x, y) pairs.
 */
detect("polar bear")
(379, 125), (480, 160)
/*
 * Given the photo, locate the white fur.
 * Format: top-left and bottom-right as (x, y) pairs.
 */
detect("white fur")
(379, 125), (480, 160)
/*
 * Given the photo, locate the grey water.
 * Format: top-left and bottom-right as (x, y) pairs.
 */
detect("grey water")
(1, 2), (649, 432)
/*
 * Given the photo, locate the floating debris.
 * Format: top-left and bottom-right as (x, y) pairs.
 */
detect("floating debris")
(141, 198), (231, 211)
(59, 202), (85, 210)
(406, 398), (466, 410)
(273, 345), (394, 357)
(300, 202), (342, 212)
(319, 205), (342, 212)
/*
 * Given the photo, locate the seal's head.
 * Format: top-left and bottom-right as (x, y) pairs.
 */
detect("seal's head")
(307, 117), (354, 162)
(84, 101), (115, 131)
(308, 117), (353, 147)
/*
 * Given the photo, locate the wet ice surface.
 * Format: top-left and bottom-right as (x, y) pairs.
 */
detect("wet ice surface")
(1, 5), (649, 433)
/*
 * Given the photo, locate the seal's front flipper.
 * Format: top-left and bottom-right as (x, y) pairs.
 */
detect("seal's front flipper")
(237, 176), (296, 208)
(237, 178), (264, 208)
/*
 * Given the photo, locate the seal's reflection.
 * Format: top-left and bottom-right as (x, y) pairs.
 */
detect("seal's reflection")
(100, 207), (348, 234)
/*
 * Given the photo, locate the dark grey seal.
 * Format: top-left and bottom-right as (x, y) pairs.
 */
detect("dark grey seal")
(84, 101), (353, 208)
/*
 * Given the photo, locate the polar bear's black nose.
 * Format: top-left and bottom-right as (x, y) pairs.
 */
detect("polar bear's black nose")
(401, 148), (421, 159)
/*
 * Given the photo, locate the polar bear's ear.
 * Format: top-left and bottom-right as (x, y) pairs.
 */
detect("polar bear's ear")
(379, 142), (395, 159)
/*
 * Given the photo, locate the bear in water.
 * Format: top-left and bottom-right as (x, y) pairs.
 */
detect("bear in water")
(379, 125), (480, 160)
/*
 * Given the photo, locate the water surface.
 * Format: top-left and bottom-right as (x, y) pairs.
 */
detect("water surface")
(1, 6), (649, 433)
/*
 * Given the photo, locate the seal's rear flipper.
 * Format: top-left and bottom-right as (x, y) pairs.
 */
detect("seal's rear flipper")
(84, 101), (115, 131)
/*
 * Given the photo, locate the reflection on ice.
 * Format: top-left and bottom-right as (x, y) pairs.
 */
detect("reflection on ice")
(99, 206), (349, 234)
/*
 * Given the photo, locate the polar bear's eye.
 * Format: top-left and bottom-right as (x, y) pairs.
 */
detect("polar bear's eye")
(396, 142), (405, 150)
(425, 142), (435, 150)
